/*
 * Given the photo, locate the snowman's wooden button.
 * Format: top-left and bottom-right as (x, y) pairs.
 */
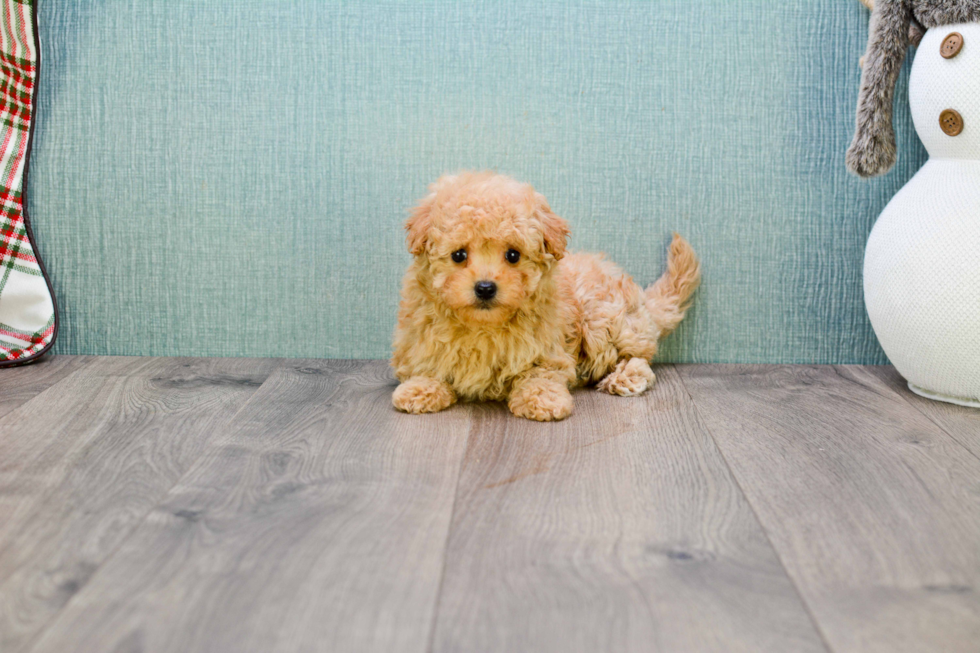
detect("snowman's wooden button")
(939, 109), (964, 136)
(941, 32), (964, 59)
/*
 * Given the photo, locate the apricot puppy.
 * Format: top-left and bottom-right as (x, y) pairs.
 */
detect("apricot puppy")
(392, 172), (700, 421)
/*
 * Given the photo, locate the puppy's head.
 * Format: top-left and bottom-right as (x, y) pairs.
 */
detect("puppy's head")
(406, 172), (569, 326)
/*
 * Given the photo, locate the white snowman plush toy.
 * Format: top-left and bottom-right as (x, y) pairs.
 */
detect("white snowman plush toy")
(849, 1), (980, 406)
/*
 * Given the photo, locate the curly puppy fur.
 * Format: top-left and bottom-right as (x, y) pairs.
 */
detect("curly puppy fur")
(391, 172), (700, 421)
(848, 0), (980, 178)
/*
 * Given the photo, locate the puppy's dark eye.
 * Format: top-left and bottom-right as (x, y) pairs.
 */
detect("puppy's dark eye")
(451, 249), (467, 264)
(505, 249), (521, 264)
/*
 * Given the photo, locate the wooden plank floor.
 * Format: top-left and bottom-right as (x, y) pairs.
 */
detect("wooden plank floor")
(0, 357), (976, 653)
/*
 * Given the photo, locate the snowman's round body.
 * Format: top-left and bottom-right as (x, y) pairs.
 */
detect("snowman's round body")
(864, 23), (980, 406)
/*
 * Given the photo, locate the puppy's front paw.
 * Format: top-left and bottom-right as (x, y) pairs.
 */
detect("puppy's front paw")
(597, 358), (655, 396)
(393, 377), (456, 414)
(508, 378), (573, 421)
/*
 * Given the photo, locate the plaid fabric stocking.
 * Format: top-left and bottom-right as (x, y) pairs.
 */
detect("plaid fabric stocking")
(0, 0), (56, 366)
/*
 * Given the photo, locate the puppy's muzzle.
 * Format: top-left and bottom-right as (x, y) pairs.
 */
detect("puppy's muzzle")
(474, 280), (497, 303)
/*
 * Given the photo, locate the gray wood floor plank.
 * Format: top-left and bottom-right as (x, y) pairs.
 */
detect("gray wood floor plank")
(431, 365), (827, 653)
(26, 360), (471, 653)
(0, 356), (278, 653)
(0, 355), (92, 418)
(857, 365), (980, 461)
(678, 364), (980, 653)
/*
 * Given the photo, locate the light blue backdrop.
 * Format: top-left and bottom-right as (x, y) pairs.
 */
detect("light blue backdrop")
(28, 0), (925, 362)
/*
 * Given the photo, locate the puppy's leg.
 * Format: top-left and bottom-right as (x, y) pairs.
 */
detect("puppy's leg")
(393, 376), (456, 414)
(596, 357), (655, 397)
(508, 368), (574, 422)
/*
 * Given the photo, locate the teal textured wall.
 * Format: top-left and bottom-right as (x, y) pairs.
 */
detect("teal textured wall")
(28, 0), (926, 362)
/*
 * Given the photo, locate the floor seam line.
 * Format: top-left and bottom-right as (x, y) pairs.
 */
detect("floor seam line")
(423, 409), (476, 653)
(673, 364), (838, 653)
(15, 358), (287, 653)
(838, 365), (980, 466)
(0, 356), (95, 422)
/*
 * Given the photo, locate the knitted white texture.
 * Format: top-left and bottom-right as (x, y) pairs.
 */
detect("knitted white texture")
(864, 23), (980, 406)
(909, 25), (980, 160)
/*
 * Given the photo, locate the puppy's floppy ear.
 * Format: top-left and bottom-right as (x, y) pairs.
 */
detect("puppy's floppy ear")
(405, 192), (435, 255)
(406, 174), (459, 255)
(533, 192), (570, 260)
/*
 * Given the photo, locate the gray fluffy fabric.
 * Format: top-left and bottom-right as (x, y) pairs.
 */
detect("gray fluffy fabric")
(847, 0), (980, 177)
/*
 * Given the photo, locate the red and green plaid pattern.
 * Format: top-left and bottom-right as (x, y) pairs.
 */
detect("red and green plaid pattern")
(0, 0), (55, 364)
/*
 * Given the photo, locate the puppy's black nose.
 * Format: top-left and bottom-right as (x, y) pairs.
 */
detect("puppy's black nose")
(474, 280), (497, 301)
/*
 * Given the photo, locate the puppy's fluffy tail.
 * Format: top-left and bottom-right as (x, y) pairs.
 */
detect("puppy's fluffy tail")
(645, 234), (701, 337)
